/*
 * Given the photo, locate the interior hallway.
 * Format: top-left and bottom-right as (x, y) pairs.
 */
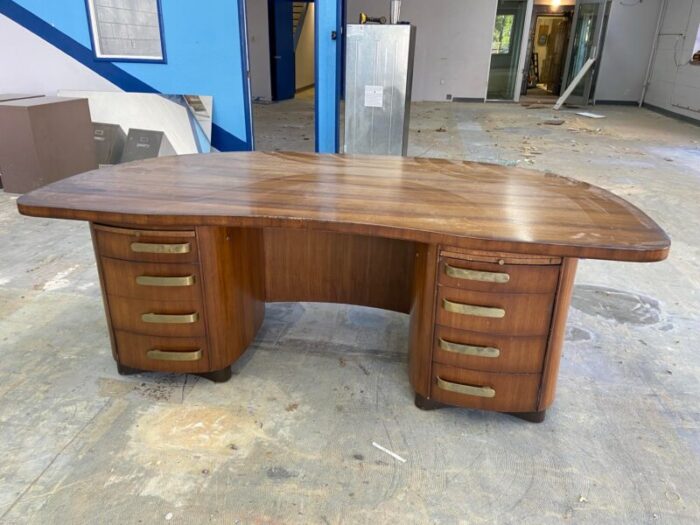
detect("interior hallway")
(1, 102), (699, 523)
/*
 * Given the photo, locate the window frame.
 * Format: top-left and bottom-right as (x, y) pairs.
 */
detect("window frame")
(85, 0), (167, 63)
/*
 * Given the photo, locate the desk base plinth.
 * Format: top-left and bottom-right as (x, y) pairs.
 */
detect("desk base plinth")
(116, 362), (232, 383)
(415, 393), (547, 423)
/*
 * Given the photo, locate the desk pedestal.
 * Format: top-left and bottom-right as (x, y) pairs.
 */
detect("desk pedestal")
(91, 223), (577, 422)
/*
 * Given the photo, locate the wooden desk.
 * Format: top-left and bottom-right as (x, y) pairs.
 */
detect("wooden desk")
(17, 152), (670, 422)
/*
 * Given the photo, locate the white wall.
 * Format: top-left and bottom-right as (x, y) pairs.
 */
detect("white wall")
(295, 4), (315, 90)
(245, 0), (272, 102)
(347, 0), (498, 101)
(595, 0), (663, 102)
(0, 15), (119, 95)
(645, 0), (700, 119)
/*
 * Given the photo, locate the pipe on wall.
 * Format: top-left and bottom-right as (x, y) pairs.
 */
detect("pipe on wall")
(639, 0), (668, 107)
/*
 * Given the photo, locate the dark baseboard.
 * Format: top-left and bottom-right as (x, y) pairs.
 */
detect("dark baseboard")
(452, 97), (486, 103)
(595, 100), (639, 106)
(643, 102), (700, 126)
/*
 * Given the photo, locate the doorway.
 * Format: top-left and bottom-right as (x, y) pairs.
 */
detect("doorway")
(245, 0), (317, 151)
(523, 3), (575, 99)
(487, 0), (529, 100)
(520, 0), (610, 106)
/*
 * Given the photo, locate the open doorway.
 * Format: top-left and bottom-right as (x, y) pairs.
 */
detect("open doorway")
(523, 3), (575, 99)
(245, 0), (316, 151)
(522, 0), (611, 106)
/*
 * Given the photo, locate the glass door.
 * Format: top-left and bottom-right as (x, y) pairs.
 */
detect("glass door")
(487, 0), (528, 100)
(561, 0), (607, 106)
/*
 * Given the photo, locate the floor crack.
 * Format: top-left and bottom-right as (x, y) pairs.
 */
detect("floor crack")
(0, 400), (110, 520)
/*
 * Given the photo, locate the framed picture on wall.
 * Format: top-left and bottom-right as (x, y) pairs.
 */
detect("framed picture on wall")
(86, 0), (166, 62)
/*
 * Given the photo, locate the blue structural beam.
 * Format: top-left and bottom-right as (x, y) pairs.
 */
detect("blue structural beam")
(315, 0), (342, 153)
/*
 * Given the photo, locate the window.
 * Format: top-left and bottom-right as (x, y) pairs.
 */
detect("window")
(86, 0), (165, 62)
(692, 23), (700, 64)
(492, 14), (515, 54)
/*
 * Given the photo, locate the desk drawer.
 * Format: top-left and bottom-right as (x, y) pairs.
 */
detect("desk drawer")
(438, 257), (559, 294)
(434, 326), (546, 374)
(94, 224), (198, 263)
(101, 257), (201, 302)
(108, 295), (205, 337)
(431, 364), (540, 413)
(437, 287), (554, 336)
(115, 330), (210, 373)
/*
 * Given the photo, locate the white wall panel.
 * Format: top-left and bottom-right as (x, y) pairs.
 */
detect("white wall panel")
(245, 0), (272, 102)
(0, 14), (119, 95)
(347, 0), (498, 101)
(595, 0), (662, 102)
(645, 0), (700, 120)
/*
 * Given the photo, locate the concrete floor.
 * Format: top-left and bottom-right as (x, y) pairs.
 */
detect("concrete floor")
(2, 101), (700, 524)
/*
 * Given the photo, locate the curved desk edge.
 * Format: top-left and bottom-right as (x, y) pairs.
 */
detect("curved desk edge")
(16, 202), (670, 264)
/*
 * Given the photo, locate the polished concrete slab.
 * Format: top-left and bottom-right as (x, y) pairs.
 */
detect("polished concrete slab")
(1, 102), (699, 524)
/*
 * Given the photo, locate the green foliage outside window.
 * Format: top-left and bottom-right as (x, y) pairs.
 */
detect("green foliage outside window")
(492, 14), (515, 54)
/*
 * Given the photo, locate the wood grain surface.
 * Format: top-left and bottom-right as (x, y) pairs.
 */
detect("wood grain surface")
(430, 363), (541, 413)
(17, 152), (670, 262)
(263, 228), (415, 313)
(408, 243), (439, 397)
(538, 258), (579, 411)
(433, 326), (548, 374)
(436, 287), (555, 336)
(196, 226), (266, 370)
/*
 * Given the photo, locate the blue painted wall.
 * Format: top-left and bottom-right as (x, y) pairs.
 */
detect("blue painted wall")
(2, 0), (252, 151)
(315, 0), (342, 153)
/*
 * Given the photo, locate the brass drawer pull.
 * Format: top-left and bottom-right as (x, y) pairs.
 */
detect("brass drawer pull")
(136, 275), (195, 287)
(439, 338), (500, 358)
(130, 242), (191, 254)
(147, 349), (203, 361)
(445, 264), (510, 283)
(436, 377), (496, 398)
(442, 299), (505, 318)
(141, 312), (199, 324)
